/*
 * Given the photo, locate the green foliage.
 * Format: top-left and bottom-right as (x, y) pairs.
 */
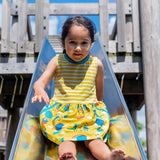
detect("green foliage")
(137, 121), (146, 149)
(137, 121), (144, 135)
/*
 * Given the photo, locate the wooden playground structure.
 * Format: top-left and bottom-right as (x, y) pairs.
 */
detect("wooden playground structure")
(0, 0), (160, 159)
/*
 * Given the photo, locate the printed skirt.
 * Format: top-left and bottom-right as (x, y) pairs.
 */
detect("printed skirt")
(39, 99), (110, 145)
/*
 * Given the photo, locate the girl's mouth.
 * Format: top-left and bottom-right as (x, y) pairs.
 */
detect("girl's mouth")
(73, 53), (82, 57)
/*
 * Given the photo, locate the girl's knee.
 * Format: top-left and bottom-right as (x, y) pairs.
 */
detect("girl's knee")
(84, 139), (103, 148)
(58, 141), (77, 158)
(58, 152), (77, 160)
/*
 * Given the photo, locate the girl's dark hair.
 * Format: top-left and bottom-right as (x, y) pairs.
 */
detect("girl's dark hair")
(61, 16), (96, 44)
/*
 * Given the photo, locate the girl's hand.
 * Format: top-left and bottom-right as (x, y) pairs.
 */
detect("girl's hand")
(31, 56), (57, 105)
(31, 89), (49, 105)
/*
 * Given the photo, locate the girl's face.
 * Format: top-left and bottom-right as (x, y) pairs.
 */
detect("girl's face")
(62, 25), (92, 62)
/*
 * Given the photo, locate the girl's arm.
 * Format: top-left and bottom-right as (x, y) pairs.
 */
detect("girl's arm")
(96, 59), (104, 101)
(31, 56), (57, 104)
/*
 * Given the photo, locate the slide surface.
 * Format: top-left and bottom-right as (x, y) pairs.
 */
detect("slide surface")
(9, 37), (147, 160)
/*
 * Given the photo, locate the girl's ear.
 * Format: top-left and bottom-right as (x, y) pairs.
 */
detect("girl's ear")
(61, 40), (66, 54)
(61, 40), (65, 49)
(63, 49), (66, 54)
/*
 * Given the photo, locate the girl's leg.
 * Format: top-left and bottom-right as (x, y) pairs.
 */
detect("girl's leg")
(125, 156), (138, 160)
(58, 141), (77, 160)
(84, 139), (125, 160)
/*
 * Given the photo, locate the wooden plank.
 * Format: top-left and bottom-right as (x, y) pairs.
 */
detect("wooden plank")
(9, 42), (17, 54)
(0, 56), (37, 74)
(109, 2), (132, 15)
(109, 40), (133, 53)
(139, 0), (160, 159)
(99, 0), (108, 50)
(27, 3), (36, 16)
(35, 0), (44, 52)
(49, 3), (99, 15)
(10, 1), (19, 54)
(124, 0), (132, 15)
(126, 15), (133, 42)
(117, 0), (126, 52)
(132, 0), (141, 52)
(25, 41), (35, 54)
(108, 3), (117, 15)
(10, 0), (18, 16)
(18, 0), (27, 53)
(43, 0), (49, 37)
(108, 52), (142, 73)
(11, 16), (18, 54)
(0, 51), (142, 74)
(11, 3), (35, 16)
(1, 0), (11, 53)
(10, 3), (132, 16)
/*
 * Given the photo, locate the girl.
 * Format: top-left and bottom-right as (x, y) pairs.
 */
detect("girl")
(32, 16), (125, 160)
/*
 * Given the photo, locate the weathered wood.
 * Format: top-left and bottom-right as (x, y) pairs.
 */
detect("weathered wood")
(49, 3), (99, 15)
(10, 0), (19, 54)
(1, 0), (11, 53)
(18, 0), (27, 53)
(117, 0), (126, 52)
(11, 0), (18, 42)
(132, 0), (141, 52)
(108, 40), (133, 53)
(10, 16), (18, 54)
(139, 0), (160, 159)
(0, 53), (142, 74)
(99, 0), (108, 50)
(108, 53), (142, 73)
(10, 3), (133, 16)
(43, 0), (49, 37)
(108, 3), (117, 14)
(126, 15), (133, 42)
(0, 56), (37, 74)
(25, 41), (35, 54)
(5, 109), (19, 160)
(35, 0), (44, 52)
(1, 1), (140, 54)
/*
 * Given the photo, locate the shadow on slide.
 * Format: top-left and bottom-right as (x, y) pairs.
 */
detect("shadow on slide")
(9, 37), (147, 160)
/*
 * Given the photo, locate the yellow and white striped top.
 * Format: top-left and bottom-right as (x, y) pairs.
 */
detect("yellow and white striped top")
(52, 54), (98, 103)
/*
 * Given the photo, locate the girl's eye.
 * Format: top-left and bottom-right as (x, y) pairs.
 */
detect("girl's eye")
(69, 41), (75, 44)
(81, 41), (87, 45)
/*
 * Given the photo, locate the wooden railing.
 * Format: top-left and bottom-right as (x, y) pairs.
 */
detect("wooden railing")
(0, 0), (141, 54)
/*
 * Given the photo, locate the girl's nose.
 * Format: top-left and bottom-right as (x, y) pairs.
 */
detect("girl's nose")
(75, 45), (81, 51)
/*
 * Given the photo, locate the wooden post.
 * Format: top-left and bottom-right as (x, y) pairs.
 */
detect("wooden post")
(139, 0), (160, 159)
(5, 108), (19, 160)
(130, 110), (137, 129)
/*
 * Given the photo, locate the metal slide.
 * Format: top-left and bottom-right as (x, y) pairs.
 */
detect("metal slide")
(9, 37), (147, 160)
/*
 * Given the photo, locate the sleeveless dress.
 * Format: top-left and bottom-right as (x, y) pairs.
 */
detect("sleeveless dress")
(39, 53), (110, 145)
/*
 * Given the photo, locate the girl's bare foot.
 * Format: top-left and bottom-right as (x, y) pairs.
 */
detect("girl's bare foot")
(58, 152), (77, 160)
(110, 149), (125, 160)
(124, 156), (138, 160)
